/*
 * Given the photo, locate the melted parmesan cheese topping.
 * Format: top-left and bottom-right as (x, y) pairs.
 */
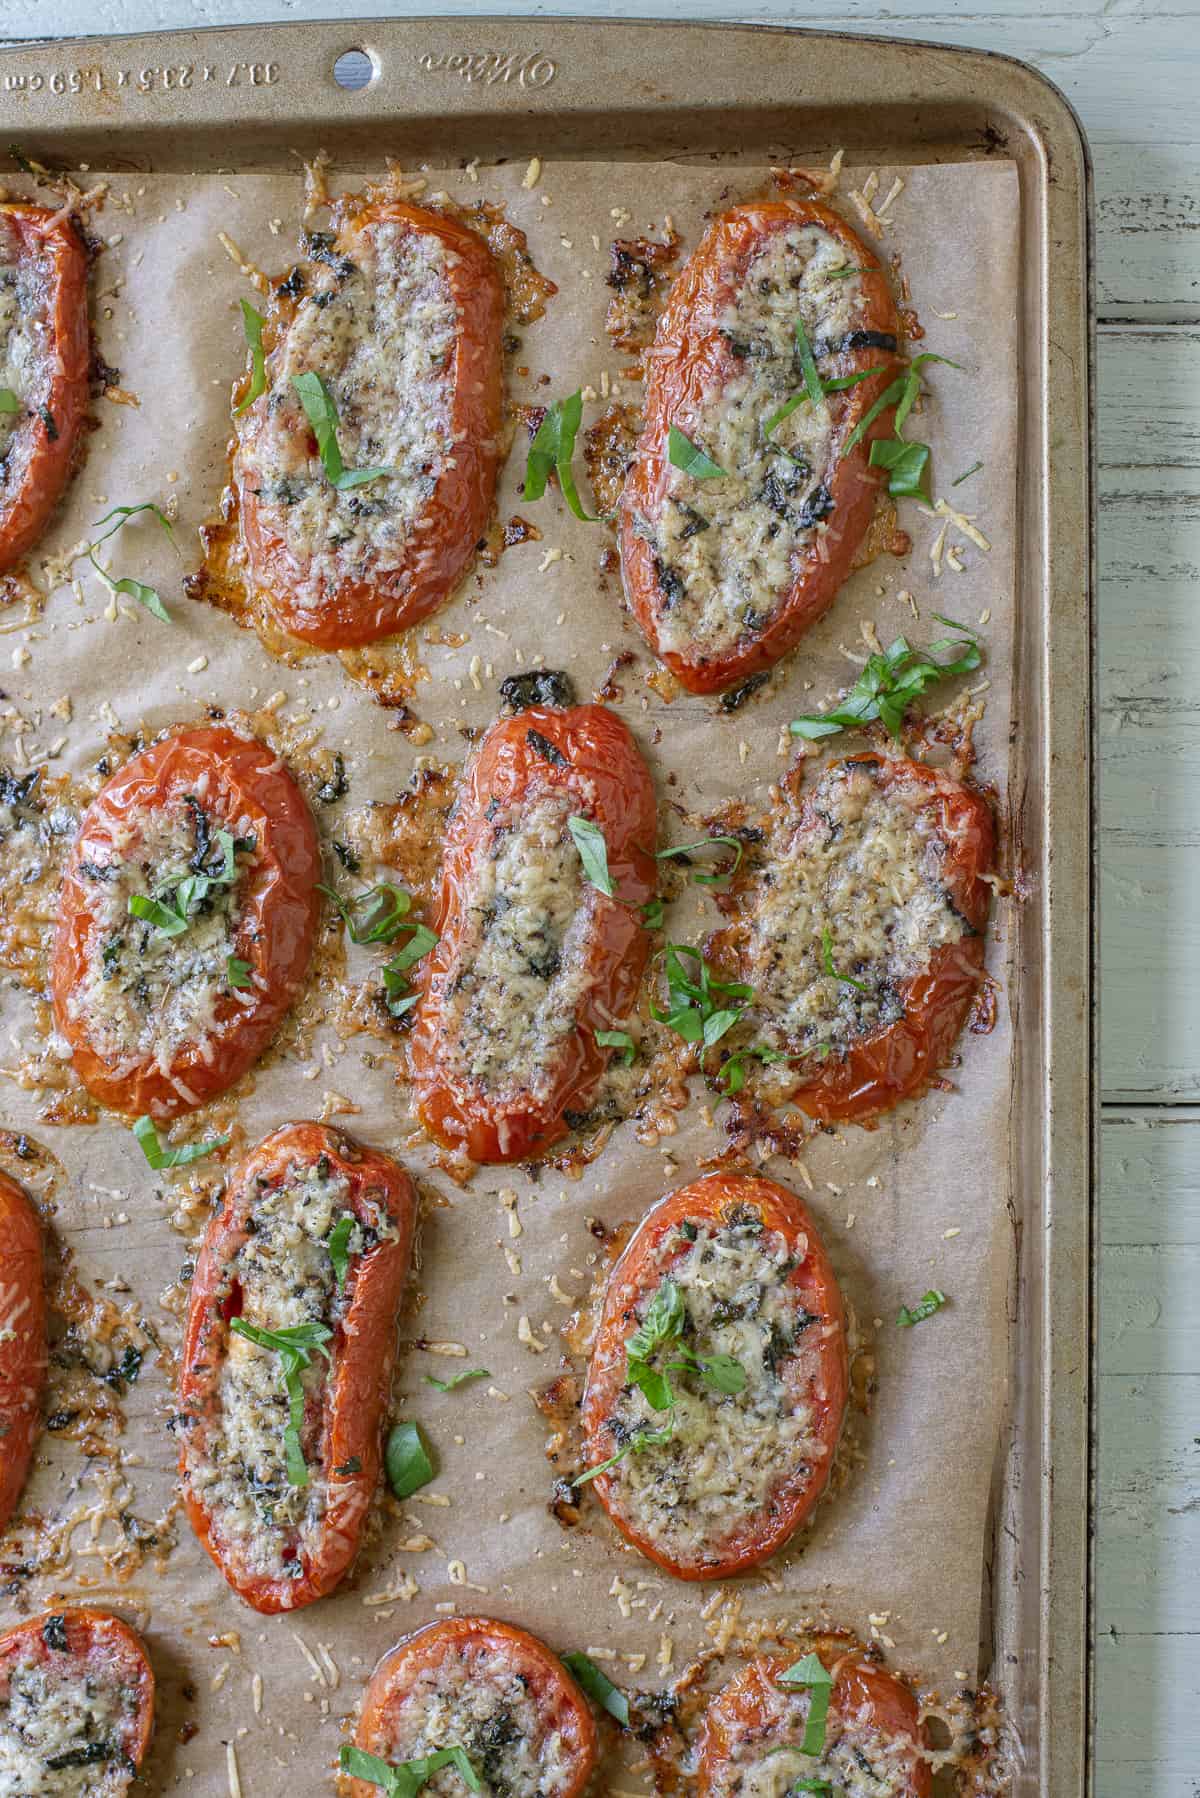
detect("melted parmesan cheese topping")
(64, 795), (255, 1082)
(745, 761), (966, 1058)
(437, 792), (594, 1107)
(0, 1650), (139, 1796)
(602, 1208), (828, 1562)
(376, 1638), (579, 1797)
(644, 227), (870, 655)
(0, 217), (54, 485)
(239, 220), (458, 603)
(706, 1675), (924, 1798)
(182, 1157), (375, 1581)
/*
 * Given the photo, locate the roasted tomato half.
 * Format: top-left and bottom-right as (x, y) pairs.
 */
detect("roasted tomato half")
(580, 1172), (848, 1580)
(0, 204), (90, 574)
(50, 725), (320, 1121)
(0, 1170), (44, 1533)
(619, 199), (901, 694)
(409, 701), (657, 1163)
(347, 1617), (597, 1798)
(697, 1642), (931, 1797)
(0, 1608), (155, 1792)
(178, 1123), (415, 1613)
(710, 751), (995, 1124)
(234, 199), (505, 648)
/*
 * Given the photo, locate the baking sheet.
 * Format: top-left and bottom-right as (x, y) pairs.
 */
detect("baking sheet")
(0, 150), (1018, 1793)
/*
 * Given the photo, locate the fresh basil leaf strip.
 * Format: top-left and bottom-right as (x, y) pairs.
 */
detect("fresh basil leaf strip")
(90, 502), (177, 552)
(821, 927), (869, 993)
(694, 1352), (748, 1395)
(627, 1278), (686, 1362)
(235, 299), (268, 414)
(869, 436), (931, 500)
(563, 1652), (631, 1726)
(656, 835), (743, 885)
(721, 1044), (787, 1093)
(952, 459), (983, 487)
(778, 1652), (834, 1756)
(327, 1215), (355, 1291)
(641, 896), (665, 929)
(596, 1028), (636, 1065)
(522, 390), (604, 520)
(667, 425), (727, 480)
(228, 1318), (333, 1487)
(572, 1418), (675, 1487)
(424, 1367), (490, 1392)
(132, 1116), (229, 1170)
(841, 374), (907, 456)
(385, 1420), (436, 1500)
(567, 814), (615, 897)
(226, 955), (253, 989)
(128, 893), (189, 936)
(790, 630), (983, 742)
(897, 1289), (948, 1327)
(339, 1742), (482, 1798)
(794, 317), (825, 413)
(651, 943), (754, 1054)
(0, 388), (19, 413)
(291, 370), (391, 490)
(320, 880), (414, 945)
(85, 502), (177, 623)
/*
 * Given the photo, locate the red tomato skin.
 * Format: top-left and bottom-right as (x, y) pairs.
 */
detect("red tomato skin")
(619, 199), (902, 695)
(409, 704), (657, 1164)
(178, 1123), (415, 1614)
(0, 1171), (44, 1533)
(0, 205), (90, 574)
(765, 753), (995, 1125)
(50, 725), (320, 1121)
(350, 1616), (598, 1798)
(697, 1646), (931, 1798)
(0, 1609), (155, 1775)
(580, 1172), (849, 1580)
(237, 202), (504, 648)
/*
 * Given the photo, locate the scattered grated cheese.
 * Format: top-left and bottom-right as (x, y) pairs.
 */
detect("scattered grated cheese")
(875, 176), (905, 219)
(517, 1315), (547, 1353)
(227, 1743), (243, 1798)
(500, 1189), (522, 1237)
(522, 157), (542, 190)
(290, 1632), (327, 1687)
(363, 1576), (419, 1605)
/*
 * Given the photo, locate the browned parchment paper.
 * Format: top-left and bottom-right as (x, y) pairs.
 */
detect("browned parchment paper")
(0, 152), (1018, 1794)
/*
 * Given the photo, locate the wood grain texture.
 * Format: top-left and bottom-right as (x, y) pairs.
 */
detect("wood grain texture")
(2, 1), (1194, 1792)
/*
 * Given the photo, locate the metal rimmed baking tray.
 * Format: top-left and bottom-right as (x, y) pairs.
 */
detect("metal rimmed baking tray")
(0, 16), (1094, 1798)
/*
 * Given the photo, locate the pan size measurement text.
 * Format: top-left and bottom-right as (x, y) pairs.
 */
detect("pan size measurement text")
(3, 61), (282, 97)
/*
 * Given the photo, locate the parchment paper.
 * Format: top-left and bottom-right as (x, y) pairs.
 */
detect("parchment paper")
(0, 153), (1019, 1794)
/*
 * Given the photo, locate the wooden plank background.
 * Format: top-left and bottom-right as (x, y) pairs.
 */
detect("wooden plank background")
(2, 0), (1190, 1789)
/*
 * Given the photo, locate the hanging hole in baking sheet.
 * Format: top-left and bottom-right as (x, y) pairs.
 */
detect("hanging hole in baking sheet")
(333, 48), (376, 91)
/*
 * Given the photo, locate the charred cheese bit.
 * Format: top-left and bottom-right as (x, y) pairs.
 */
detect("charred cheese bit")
(63, 797), (254, 1079)
(746, 760), (967, 1057)
(0, 767), (69, 890)
(373, 1636), (580, 1795)
(0, 1651), (141, 1795)
(604, 1209), (827, 1562)
(649, 228), (869, 657)
(238, 220), (457, 609)
(706, 1678), (923, 1798)
(181, 1157), (387, 1582)
(436, 794), (593, 1102)
(0, 215), (54, 474)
